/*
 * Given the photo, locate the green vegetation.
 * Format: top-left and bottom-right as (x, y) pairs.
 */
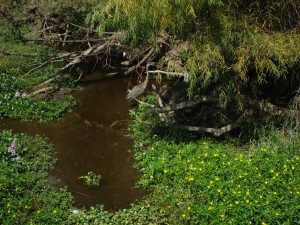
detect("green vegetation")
(88, 0), (300, 99)
(0, 131), (72, 224)
(79, 172), (102, 187)
(0, 28), (76, 121)
(1, 0), (300, 224)
(1, 102), (299, 224)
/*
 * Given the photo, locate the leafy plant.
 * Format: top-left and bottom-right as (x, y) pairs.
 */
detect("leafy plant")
(79, 171), (102, 187)
(0, 131), (73, 224)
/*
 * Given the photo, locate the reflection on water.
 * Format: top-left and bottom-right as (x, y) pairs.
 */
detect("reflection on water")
(0, 72), (146, 210)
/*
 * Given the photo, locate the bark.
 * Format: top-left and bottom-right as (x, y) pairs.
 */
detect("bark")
(178, 110), (253, 136)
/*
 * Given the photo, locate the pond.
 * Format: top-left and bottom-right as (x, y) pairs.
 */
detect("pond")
(0, 71), (147, 211)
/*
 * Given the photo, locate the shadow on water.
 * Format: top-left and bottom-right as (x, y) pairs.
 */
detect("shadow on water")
(0, 71), (147, 211)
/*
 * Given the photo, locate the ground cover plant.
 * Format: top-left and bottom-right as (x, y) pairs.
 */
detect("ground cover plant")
(1, 0), (300, 224)
(0, 27), (76, 122)
(67, 102), (300, 224)
(0, 130), (72, 224)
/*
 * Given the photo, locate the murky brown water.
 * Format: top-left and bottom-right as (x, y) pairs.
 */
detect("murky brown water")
(0, 72), (147, 210)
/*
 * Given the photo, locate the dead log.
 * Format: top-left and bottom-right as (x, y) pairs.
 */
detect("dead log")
(179, 110), (253, 136)
(25, 86), (59, 98)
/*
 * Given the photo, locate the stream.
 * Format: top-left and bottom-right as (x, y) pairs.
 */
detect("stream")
(0, 71), (147, 211)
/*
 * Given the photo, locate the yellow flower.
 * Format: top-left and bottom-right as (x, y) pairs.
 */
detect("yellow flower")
(182, 214), (186, 218)
(275, 212), (279, 216)
(259, 195), (263, 199)
(273, 192), (277, 195)
(150, 175), (154, 179)
(246, 191), (250, 195)
(207, 185), (211, 189)
(229, 204), (233, 207)
(246, 199), (250, 203)
(215, 177), (220, 181)
(235, 201), (239, 205)
(188, 177), (194, 181)
(276, 173), (279, 177)
(208, 206), (213, 210)
(164, 169), (167, 173)
(217, 189), (221, 193)
(188, 207), (191, 211)
(261, 222), (267, 225)
(270, 169), (274, 173)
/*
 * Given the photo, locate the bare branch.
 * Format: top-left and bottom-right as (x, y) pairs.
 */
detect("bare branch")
(148, 70), (188, 77)
(37, 32), (125, 86)
(25, 86), (59, 98)
(122, 48), (155, 76)
(0, 49), (76, 58)
(152, 84), (167, 121)
(155, 95), (218, 112)
(179, 110), (253, 136)
(130, 96), (156, 108)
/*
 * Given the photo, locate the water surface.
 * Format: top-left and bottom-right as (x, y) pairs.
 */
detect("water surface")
(0, 72), (146, 210)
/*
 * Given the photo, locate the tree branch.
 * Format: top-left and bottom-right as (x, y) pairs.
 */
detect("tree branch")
(179, 110), (253, 136)
(155, 95), (218, 112)
(36, 32), (124, 86)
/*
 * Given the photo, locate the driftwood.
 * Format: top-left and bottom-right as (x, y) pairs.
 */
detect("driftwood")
(178, 110), (253, 137)
(25, 86), (59, 98)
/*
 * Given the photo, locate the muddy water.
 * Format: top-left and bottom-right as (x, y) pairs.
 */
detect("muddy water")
(0, 72), (147, 210)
